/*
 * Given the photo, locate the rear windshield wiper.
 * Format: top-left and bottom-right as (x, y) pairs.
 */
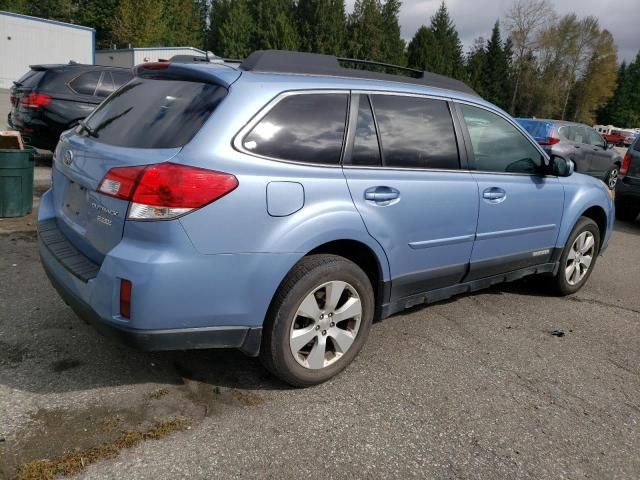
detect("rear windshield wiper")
(78, 120), (96, 137)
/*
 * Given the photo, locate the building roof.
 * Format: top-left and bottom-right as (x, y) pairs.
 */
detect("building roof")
(96, 46), (206, 54)
(239, 50), (478, 96)
(0, 10), (94, 32)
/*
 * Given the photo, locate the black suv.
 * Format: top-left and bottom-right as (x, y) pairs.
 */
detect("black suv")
(616, 136), (640, 221)
(8, 63), (132, 152)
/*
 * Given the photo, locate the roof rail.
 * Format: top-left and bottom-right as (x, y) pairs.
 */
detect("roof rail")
(239, 50), (478, 96)
(337, 57), (423, 77)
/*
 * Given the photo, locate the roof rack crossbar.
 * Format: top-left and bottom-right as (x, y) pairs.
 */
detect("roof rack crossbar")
(337, 57), (423, 76)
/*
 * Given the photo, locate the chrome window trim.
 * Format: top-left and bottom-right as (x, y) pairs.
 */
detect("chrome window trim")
(232, 89), (350, 168)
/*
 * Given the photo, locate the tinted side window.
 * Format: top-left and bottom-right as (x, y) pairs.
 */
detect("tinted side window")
(112, 71), (132, 88)
(461, 104), (543, 174)
(95, 72), (115, 97)
(83, 78), (226, 148)
(349, 95), (381, 166)
(570, 125), (588, 144)
(69, 71), (101, 96)
(371, 95), (459, 169)
(243, 94), (348, 165)
(586, 128), (604, 146)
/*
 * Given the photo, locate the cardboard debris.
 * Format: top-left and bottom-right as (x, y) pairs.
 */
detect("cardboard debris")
(0, 130), (24, 150)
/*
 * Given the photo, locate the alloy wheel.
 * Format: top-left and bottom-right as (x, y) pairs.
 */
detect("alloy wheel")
(565, 231), (595, 285)
(289, 281), (362, 370)
(607, 168), (618, 190)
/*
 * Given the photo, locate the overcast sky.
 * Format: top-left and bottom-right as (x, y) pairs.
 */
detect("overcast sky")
(345, 0), (639, 64)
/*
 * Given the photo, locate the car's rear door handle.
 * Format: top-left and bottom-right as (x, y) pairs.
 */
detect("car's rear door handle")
(482, 187), (506, 202)
(364, 186), (400, 204)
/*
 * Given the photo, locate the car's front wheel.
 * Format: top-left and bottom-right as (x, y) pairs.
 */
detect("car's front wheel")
(260, 254), (374, 387)
(548, 217), (600, 296)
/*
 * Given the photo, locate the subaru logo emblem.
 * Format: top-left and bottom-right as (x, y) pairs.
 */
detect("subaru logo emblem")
(63, 150), (74, 166)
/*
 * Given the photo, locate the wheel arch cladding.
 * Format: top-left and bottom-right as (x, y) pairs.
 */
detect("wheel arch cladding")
(580, 205), (607, 248)
(264, 238), (390, 326)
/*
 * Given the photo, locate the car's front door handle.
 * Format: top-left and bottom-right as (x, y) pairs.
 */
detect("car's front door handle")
(364, 186), (400, 204)
(482, 187), (506, 202)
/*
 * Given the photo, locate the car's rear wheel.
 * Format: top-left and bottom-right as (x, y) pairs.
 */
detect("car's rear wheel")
(604, 165), (619, 190)
(260, 254), (374, 387)
(548, 217), (600, 296)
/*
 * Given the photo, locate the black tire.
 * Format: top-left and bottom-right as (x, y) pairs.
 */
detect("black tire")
(615, 198), (640, 222)
(548, 217), (600, 296)
(260, 254), (374, 387)
(604, 165), (619, 190)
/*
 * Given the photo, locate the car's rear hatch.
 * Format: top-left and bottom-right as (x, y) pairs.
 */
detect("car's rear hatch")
(516, 119), (557, 146)
(51, 63), (239, 264)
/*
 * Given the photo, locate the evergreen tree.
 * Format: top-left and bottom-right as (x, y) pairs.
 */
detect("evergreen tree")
(162, 0), (203, 48)
(112, 0), (165, 47)
(407, 26), (436, 71)
(482, 21), (512, 109)
(406, 1), (466, 80)
(465, 37), (487, 96)
(210, 0), (254, 58)
(208, 0), (231, 54)
(250, 0), (299, 51)
(297, 0), (347, 55)
(598, 53), (640, 126)
(74, 0), (118, 49)
(380, 0), (405, 65)
(346, 0), (385, 62)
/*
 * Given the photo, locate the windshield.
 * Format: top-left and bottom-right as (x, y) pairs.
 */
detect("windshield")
(81, 78), (227, 148)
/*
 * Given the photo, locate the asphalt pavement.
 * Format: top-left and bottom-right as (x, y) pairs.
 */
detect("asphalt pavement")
(0, 217), (639, 479)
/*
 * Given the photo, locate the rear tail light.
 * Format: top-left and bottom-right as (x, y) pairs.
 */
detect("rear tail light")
(537, 136), (560, 146)
(19, 92), (51, 108)
(120, 279), (132, 319)
(620, 152), (632, 177)
(98, 162), (238, 220)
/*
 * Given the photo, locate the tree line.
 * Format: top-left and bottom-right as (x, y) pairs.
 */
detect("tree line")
(2, 0), (638, 126)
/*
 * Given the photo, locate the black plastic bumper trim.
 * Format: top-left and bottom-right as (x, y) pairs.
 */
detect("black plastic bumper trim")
(40, 238), (262, 356)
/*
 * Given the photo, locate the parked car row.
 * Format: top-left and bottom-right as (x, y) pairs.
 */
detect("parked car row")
(616, 136), (640, 221)
(8, 62), (132, 152)
(36, 50), (615, 386)
(516, 118), (623, 190)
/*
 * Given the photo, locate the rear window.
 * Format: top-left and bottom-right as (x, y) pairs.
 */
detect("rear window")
(81, 78), (226, 148)
(516, 119), (554, 142)
(14, 70), (45, 88)
(243, 93), (348, 165)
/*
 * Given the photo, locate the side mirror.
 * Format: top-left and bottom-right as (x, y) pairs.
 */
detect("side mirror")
(607, 142), (614, 150)
(549, 154), (574, 177)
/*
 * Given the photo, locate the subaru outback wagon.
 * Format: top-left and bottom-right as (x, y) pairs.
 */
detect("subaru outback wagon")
(38, 50), (614, 386)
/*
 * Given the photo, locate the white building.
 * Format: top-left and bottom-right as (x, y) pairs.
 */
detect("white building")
(96, 47), (207, 68)
(0, 11), (95, 89)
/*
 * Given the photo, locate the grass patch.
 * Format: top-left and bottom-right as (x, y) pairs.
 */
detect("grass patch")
(147, 388), (170, 400)
(231, 390), (264, 407)
(16, 417), (190, 480)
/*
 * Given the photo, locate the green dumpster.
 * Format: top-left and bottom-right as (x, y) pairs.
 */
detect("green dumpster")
(0, 147), (35, 218)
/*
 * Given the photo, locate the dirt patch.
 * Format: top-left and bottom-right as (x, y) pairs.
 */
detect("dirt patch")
(0, 342), (31, 367)
(230, 389), (264, 407)
(51, 358), (83, 373)
(15, 417), (190, 480)
(0, 380), (269, 479)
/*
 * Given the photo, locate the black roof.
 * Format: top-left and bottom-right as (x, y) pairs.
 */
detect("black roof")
(239, 50), (478, 96)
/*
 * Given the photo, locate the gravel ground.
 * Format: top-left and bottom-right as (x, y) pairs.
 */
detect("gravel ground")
(0, 215), (639, 479)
